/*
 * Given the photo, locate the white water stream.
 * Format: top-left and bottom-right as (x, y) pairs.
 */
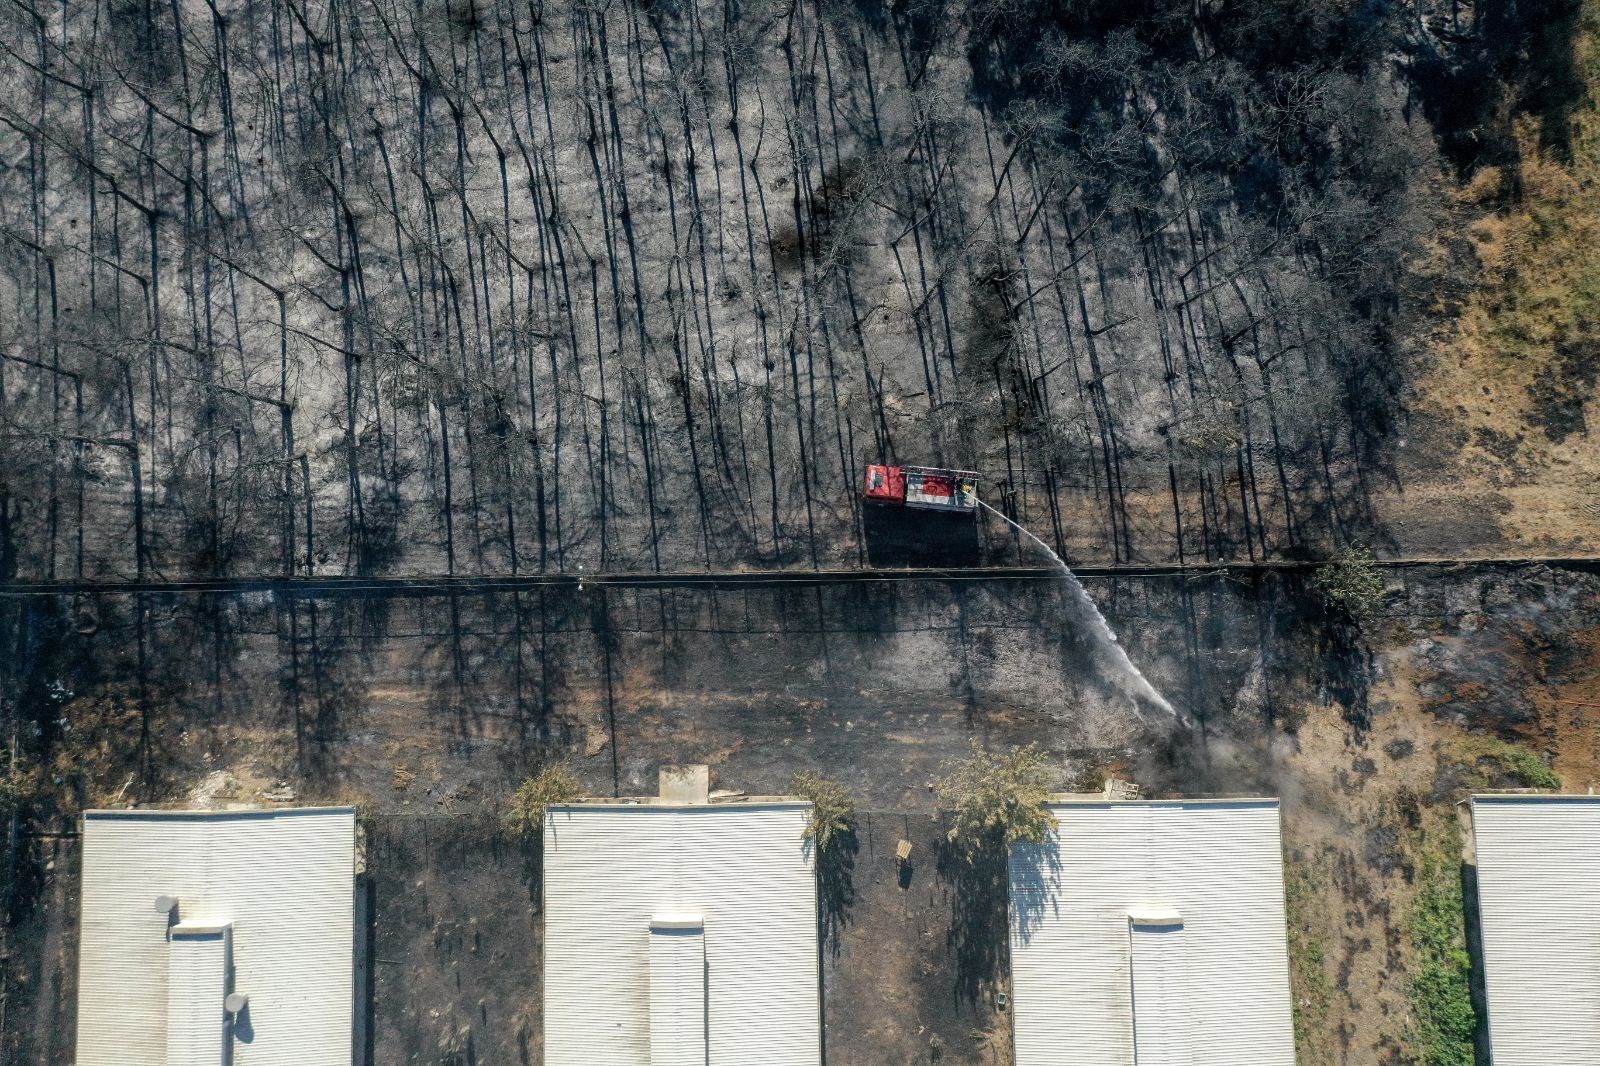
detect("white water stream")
(977, 500), (1181, 722)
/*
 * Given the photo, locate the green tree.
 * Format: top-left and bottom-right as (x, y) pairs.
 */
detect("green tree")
(791, 771), (857, 852)
(505, 764), (582, 835)
(939, 744), (1054, 851)
(937, 744), (1056, 1004)
(791, 771), (860, 949)
(1313, 546), (1387, 625)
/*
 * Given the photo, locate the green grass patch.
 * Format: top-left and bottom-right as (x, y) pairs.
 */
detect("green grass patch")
(1408, 821), (1478, 1066)
(1458, 736), (1562, 790)
(1486, 741), (1562, 790)
(1284, 853), (1333, 1060)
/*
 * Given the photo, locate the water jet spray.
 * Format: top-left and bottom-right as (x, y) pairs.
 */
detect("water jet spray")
(976, 499), (1185, 725)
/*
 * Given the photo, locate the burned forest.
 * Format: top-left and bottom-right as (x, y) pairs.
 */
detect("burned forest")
(0, 0), (1452, 579)
(4, 0), (1600, 1063)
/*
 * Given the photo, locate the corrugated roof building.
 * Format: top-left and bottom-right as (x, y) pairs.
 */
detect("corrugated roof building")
(542, 768), (820, 1066)
(1007, 798), (1296, 1066)
(1471, 794), (1600, 1065)
(74, 807), (357, 1066)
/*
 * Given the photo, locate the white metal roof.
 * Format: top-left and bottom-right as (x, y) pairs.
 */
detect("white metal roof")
(542, 802), (820, 1066)
(1471, 794), (1600, 1065)
(74, 807), (356, 1066)
(1007, 799), (1296, 1066)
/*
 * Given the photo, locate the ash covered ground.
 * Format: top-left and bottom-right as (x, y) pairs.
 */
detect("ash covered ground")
(5, 562), (1599, 1062)
(5, 0), (1600, 1061)
(3, 0), (1595, 585)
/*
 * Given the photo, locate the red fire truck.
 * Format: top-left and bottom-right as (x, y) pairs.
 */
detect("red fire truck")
(863, 465), (979, 512)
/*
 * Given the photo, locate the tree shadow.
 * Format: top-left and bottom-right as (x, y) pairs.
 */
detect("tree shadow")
(936, 827), (1012, 1004)
(1006, 835), (1062, 947)
(1, 833), (49, 926)
(1274, 576), (1375, 734)
(812, 825), (860, 957)
(1315, 613), (1375, 734)
(889, 0), (949, 84)
(276, 595), (371, 781)
(1405, 0), (1587, 172)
